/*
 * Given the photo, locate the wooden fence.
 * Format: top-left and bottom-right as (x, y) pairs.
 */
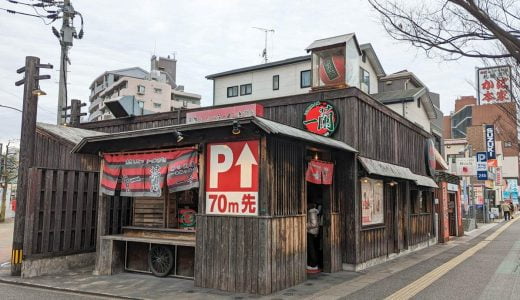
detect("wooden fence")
(23, 168), (131, 259)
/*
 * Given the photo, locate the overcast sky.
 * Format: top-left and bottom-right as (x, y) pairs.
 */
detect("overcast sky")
(0, 0), (480, 146)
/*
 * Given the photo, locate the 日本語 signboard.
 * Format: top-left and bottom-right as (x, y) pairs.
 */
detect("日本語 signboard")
(503, 178), (519, 204)
(456, 157), (476, 176)
(477, 66), (511, 104)
(303, 101), (339, 137)
(476, 152), (488, 180)
(205, 140), (259, 216)
(186, 104), (264, 124)
(485, 125), (496, 160)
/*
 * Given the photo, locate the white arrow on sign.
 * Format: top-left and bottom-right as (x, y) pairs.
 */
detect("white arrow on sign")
(235, 143), (258, 188)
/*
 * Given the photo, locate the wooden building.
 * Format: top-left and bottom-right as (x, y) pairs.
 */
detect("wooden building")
(20, 38), (438, 294)
(62, 87), (436, 294)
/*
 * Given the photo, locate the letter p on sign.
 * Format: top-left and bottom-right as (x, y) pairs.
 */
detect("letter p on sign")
(205, 140), (259, 216)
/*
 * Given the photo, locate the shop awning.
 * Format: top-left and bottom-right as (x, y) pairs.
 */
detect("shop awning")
(73, 116), (357, 154)
(251, 117), (357, 153)
(413, 174), (438, 188)
(358, 156), (438, 188)
(358, 157), (416, 181)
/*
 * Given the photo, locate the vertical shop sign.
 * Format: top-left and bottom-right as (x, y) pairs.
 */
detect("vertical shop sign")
(476, 152), (488, 180)
(477, 65), (511, 104)
(485, 125), (496, 160)
(205, 140), (259, 216)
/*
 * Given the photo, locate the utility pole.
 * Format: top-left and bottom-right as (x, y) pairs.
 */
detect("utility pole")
(253, 27), (275, 63)
(57, 0), (73, 125)
(11, 56), (52, 276)
(62, 99), (87, 127)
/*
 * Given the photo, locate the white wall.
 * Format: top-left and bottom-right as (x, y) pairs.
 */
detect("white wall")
(384, 100), (431, 132)
(502, 156), (519, 178)
(212, 47), (381, 105)
(359, 55), (378, 94)
(213, 60), (311, 105)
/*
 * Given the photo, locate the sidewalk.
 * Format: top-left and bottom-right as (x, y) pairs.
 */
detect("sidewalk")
(0, 222), (501, 300)
(0, 218), (14, 266)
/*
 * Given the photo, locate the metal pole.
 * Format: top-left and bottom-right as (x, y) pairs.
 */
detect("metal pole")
(11, 56), (40, 276)
(57, 0), (71, 125)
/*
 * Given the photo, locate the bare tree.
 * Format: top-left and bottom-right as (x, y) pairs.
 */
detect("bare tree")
(368, 0), (520, 62)
(370, 0), (520, 142)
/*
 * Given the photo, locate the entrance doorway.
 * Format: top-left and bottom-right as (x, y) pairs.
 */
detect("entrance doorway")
(448, 193), (456, 236)
(306, 182), (329, 272)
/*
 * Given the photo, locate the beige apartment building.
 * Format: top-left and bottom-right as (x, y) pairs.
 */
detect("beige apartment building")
(88, 55), (201, 122)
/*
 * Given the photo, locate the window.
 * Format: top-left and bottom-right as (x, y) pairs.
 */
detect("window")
(227, 86), (238, 98)
(153, 103), (162, 108)
(154, 88), (162, 94)
(137, 85), (145, 94)
(359, 68), (370, 93)
(240, 84), (252, 96)
(505, 141), (513, 148)
(300, 70), (311, 88)
(273, 75), (279, 90)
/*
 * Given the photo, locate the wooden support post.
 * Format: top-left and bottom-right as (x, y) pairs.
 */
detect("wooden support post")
(11, 56), (40, 276)
(94, 159), (108, 275)
(404, 181), (411, 250)
(69, 99), (81, 127)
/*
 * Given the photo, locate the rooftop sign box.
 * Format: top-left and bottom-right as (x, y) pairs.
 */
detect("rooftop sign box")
(186, 104), (264, 124)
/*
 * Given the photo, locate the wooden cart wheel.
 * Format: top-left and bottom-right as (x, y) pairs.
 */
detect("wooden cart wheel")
(148, 245), (174, 277)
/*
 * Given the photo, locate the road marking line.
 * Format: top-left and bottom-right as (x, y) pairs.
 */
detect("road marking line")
(386, 219), (517, 300)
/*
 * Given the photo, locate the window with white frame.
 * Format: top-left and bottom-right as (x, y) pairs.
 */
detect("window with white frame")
(360, 68), (370, 93)
(137, 85), (146, 94)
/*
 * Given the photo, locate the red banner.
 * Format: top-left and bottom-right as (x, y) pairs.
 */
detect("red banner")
(305, 160), (334, 185)
(101, 150), (199, 197)
(167, 150), (199, 192)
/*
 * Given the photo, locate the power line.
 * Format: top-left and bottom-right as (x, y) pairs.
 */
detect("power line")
(0, 6), (59, 24)
(0, 104), (22, 113)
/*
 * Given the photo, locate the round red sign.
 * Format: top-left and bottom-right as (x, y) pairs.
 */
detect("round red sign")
(302, 101), (339, 137)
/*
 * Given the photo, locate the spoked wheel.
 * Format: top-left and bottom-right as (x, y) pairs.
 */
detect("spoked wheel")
(148, 245), (174, 277)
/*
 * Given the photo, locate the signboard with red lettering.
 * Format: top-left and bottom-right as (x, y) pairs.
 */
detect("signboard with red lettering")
(477, 65), (511, 105)
(186, 104), (264, 124)
(205, 140), (259, 216)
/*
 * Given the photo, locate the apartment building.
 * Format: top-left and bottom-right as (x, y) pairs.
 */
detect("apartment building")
(206, 34), (385, 106)
(88, 55), (201, 122)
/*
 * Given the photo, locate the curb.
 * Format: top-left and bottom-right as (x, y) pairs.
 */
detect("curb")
(0, 277), (142, 299)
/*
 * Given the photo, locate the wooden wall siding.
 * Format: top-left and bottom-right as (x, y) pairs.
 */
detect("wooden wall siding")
(78, 89), (430, 176)
(79, 111), (185, 134)
(132, 197), (164, 227)
(195, 215), (305, 295)
(35, 130), (100, 171)
(336, 153), (358, 264)
(266, 138), (305, 216)
(24, 168), (98, 258)
(323, 213), (342, 272)
(262, 98), (428, 176)
(104, 194), (133, 236)
(409, 214), (433, 246)
(359, 227), (387, 263)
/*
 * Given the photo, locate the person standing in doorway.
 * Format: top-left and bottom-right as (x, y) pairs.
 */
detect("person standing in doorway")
(307, 203), (320, 272)
(502, 202), (511, 221)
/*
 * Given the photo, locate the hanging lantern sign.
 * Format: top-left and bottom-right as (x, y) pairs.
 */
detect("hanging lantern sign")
(302, 101), (339, 137)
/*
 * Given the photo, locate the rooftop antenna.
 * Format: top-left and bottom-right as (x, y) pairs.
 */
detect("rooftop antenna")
(253, 27), (275, 63)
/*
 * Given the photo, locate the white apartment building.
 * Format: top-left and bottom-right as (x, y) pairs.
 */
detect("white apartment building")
(206, 34), (385, 106)
(88, 56), (201, 122)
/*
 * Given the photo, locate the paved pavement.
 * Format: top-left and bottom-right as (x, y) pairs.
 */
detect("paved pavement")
(0, 282), (110, 299)
(0, 220), (510, 299)
(0, 218), (13, 265)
